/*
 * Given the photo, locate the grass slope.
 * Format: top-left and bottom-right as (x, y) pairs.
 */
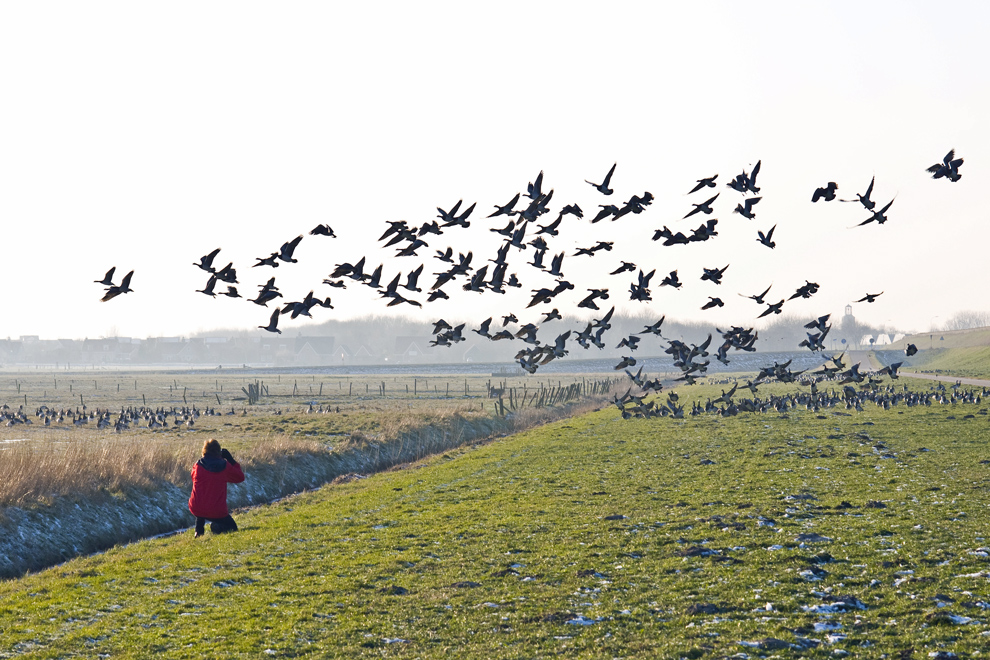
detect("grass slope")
(898, 346), (990, 380)
(3, 384), (990, 658)
(890, 327), (990, 351)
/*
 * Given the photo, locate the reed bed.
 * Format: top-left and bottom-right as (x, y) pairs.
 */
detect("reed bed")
(0, 432), (329, 509)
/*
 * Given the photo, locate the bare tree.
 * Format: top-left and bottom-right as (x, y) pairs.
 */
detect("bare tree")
(941, 310), (990, 331)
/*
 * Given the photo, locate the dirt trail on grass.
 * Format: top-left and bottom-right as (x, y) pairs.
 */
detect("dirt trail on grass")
(897, 372), (990, 387)
(846, 351), (882, 371)
(846, 352), (990, 386)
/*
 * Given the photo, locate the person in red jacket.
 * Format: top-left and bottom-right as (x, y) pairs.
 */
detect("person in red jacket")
(189, 438), (245, 537)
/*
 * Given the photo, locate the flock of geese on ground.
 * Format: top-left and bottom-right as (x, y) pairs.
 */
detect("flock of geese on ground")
(89, 150), (965, 416)
(616, 353), (983, 419)
(2, 404), (226, 431)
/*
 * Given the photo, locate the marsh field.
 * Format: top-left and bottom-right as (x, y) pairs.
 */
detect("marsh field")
(0, 367), (615, 577)
(2, 367), (990, 658)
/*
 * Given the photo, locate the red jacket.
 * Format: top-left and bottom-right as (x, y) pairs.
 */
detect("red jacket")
(188, 455), (245, 519)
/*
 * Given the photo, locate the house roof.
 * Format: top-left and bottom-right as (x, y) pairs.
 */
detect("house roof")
(296, 336), (335, 354)
(394, 336), (435, 354)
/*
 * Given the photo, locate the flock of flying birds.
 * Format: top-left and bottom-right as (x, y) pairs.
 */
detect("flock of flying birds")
(93, 150), (964, 409)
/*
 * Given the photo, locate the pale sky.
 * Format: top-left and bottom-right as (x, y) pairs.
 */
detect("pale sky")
(1, 1), (987, 340)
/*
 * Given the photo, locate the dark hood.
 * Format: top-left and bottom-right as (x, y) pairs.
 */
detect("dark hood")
(197, 455), (228, 473)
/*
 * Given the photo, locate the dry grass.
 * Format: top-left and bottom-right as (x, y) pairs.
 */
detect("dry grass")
(0, 433), (325, 509)
(0, 435), (193, 507)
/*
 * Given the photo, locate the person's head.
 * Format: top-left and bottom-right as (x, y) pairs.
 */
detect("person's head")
(202, 438), (222, 457)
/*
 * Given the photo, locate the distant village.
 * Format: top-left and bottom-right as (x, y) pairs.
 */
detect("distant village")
(0, 306), (906, 368)
(0, 335), (466, 368)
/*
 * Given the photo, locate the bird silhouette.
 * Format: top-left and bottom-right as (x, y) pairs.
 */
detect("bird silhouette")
(310, 224), (336, 237)
(789, 281), (820, 300)
(756, 225), (776, 249)
(489, 242), (511, 267)
(638, 317), (664, 336)
(526, 171), (544, 201)
(197, 275), (218, 297)
(214, 263), (237, 284)
(758, 299), (784, 318)
(855, 292), (883, 303)
(436, 200), (463, 224)
(586, 163), (616, 195)
(193, 249), (221, 273)
(363, 264), (384, 289)
(613, 192), (653, 220)
(659, 270), (682, 288)
(536, 215), (562, 236)
(745, 160), (761, 193)
(536, 251), (561, 279)
(684, 194), (718, 219)
(442, 202), (475, 228)
(577, 288), (609, 310)
(688, 175), (718, 194)
(379, 220), (409, 241)
(804, 314), (831, 333)
(401, 264), (424, 292)
(473, 317), (493, 338)
(811, 182), (838, 202)
(462, 266), (489, 293)
(506, 221), (529, 250)
(628, 269), (655, 302)
(701, 264), (729, 285)
(100, 270), (134, 302)
(843, 176), (876, 210)
(489, 193), (520, 218)
(418, 220), (441, 236)
(488, 264), (508, 294)
(727, 161), (760, 194)
(491, 220), (516, 237)
(94, 267), (116, 286)
(733, 197), (761, 219)
(528, 236), (548, 252)
(395, 238), (427, 257)
(253, 253), (280, 268)
(927, 149), (963, 182)
(277, 236), (303, 263)
(614, 356), (636, 370)
(574, 241), (612, 257)
(431, 319), (452, 334)
(591, 205), (619, 223)
(857, 198), (894, 226)
(616, 335), (640, 351)
(251, 278), (282, 306)
(258, 309), (281, 334)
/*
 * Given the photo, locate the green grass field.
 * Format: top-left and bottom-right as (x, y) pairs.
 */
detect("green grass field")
(889, 326), (990, 380)
(3, 380), (990, 658)
(901, 347), (990, 380)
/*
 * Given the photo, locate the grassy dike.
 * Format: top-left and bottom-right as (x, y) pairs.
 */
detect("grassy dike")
(2, 384), (990, 658)
(901, 346), (990, 380)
